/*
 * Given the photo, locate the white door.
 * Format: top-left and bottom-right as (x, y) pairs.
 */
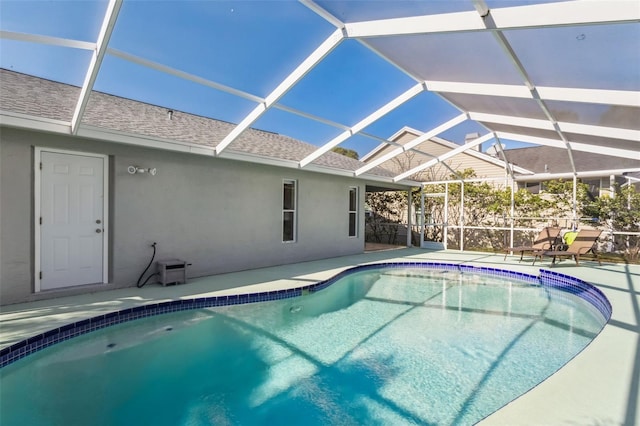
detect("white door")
(39, 151), (106, 290)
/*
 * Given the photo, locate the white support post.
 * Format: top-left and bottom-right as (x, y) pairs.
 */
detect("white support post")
(420, 186), (425, 248)
(510, 177), (515, 252)
(407, 189), (413, 247)
(460, 181), (465, 252)
(444, 183), (449, 250)
(71, 0), (122, 135)
(572, 175), (578, 229)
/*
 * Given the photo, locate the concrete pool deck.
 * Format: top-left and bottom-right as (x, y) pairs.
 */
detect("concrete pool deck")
(1, 248), (638, 425)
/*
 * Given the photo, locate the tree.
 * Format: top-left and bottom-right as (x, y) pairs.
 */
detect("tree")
(365, 191), (405, 244)
(364, 153), (639, 260)
(542, 179), (591, 222)
(331, 147), (359, 160)
(582, 184), (640, 258)
(438, 169), (511, 249)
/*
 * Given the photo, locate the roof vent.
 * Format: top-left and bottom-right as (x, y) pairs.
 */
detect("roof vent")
(167, 109), (174, 120)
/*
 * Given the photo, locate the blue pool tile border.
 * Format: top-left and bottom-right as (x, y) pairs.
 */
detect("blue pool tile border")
(0, 262), (612, 368)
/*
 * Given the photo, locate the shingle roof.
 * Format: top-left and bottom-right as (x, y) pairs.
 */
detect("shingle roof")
(505, 145), (639, 174)
(0, 69), (77, 122)
(0, 69), (394, 178)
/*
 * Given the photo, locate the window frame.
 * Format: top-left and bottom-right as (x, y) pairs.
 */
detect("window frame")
(581, 177), (602, 198)
(282, 179), (297, 243)
(523, 181), (541, 194)
(348, 186), (358, 238)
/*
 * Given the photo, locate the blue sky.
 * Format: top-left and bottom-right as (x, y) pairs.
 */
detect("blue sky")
(0, 0), (539, 157)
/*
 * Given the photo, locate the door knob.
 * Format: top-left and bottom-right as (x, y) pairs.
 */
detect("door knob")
(96, 229), (102, 233)
(96, 219), (102, 224)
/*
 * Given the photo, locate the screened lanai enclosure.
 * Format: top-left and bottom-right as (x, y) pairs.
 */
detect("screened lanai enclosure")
(417, 174), (640, 255)
(1, 0), (639, 281)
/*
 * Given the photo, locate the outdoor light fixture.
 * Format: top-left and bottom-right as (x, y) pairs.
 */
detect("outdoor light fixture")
(127, 166), (157, 176)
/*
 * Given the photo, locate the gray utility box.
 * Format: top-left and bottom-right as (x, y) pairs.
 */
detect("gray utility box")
(157, 259), (187, 286)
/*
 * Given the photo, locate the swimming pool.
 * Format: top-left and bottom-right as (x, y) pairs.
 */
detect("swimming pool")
(0, 263), (611, 425)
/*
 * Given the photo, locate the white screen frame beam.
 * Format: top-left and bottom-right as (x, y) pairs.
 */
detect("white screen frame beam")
(299, 82), (425, 168)
(394, 132), (494, 182)
(215, 28), (345, 155)
(345, 1), (639, 38)
(70, 0), (122, 135)
(355, 113), (467, 175)
(496, 132), (640, 160)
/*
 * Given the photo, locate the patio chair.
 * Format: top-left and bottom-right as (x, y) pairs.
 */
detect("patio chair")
(532, 229), (602, 266)
(504, 227), (562, 261)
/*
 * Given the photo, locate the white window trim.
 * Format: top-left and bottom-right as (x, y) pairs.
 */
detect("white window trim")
(348, 186), (359, 238)
(282, 179), (297, 243)
(34, 147), (109, 292)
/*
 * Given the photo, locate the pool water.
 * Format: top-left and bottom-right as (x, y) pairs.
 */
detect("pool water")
(0, 268), (607, 425)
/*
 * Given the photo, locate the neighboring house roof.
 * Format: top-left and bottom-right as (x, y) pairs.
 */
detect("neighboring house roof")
(504, 145), (640, 174)
(0, 69), (397, 179)
(362, 126), (532, 181)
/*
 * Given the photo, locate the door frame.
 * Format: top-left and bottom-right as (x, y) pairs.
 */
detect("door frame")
(34, 147), (109, 292)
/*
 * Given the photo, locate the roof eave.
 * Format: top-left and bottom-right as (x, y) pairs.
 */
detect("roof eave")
(1, 112), (419, 184)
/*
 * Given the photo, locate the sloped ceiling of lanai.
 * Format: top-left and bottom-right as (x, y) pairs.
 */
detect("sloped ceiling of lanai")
(0, 0), (638, 185)
(361, 126), (534, 182)
(506, 145), (640, 174)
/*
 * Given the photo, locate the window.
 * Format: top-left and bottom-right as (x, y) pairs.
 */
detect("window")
(581, 178), (601, 198)
(283, 180), (297, 242)
(348, 186), (358, 237)
(523, 182), (540, 194)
